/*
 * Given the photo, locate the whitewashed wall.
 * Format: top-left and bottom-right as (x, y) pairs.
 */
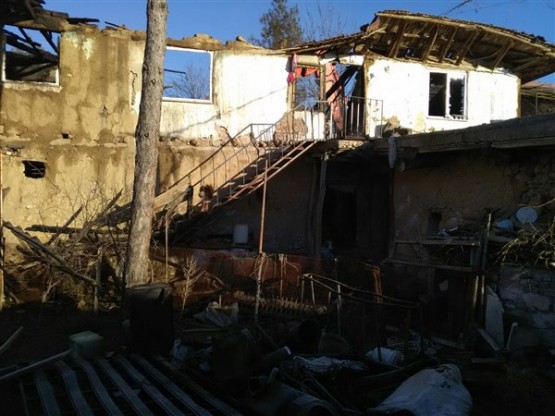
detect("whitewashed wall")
(160, 101), (218, 138)
(160, 51), (289, 139)
(365, 58), (519, 134)
(216, 51), (289, 136)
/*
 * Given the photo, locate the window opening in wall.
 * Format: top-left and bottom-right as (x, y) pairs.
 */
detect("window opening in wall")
(23, 160), (46, 178)
(294, 66), (320, 107)
(428, 72), (466, 119)
(2, 26), (60, 84)
(449, 76), (465, 118)
(163, 47), (211, 101)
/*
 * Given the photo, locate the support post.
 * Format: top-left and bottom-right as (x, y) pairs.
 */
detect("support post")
(254, 160), (269, 324)
(94, 248), (102, 315)
(313, 154), (329, 255)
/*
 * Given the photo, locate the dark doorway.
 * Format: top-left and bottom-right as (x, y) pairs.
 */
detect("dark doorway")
(322, 187), (357, 249)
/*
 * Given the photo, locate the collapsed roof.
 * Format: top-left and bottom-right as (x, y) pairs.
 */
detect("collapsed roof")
(289, 10), (555, 83)
(2, 6), (554, 82)
(0, 0), (98, 30)
(0, 0), (47, 25)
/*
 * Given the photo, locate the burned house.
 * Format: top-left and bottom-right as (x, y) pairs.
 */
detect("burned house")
(2, 3), (555, 415)
(2, 7), (554, 255)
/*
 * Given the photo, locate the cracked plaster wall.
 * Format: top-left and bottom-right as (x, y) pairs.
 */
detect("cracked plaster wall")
(365, 58), (519, 134)
(0, 26), (143, 251)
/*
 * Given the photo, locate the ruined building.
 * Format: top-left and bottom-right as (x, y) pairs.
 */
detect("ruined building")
(2, 2), (555, 345)
(2, 2), (555, 415)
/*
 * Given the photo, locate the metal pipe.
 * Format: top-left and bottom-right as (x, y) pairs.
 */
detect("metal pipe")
(254, 159), (269, 324)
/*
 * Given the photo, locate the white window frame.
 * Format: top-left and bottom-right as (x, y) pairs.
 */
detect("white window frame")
(428, 70), (467, 120)
(162, 47), (213, 103)
(1, 27), (60, 86)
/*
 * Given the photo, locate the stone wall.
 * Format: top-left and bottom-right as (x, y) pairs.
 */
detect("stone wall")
(499, 265), (555, 347)
(394, 149), (555, 242)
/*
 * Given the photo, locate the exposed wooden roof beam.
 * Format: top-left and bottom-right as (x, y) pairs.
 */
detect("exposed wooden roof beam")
(492, 40), (514, 68)
(514, 58), (542, 72)
(421, 25), (440, 61)
(378, 12), (553, 50)
(388, 20), (407, 58)
(439, 28), (458, 63)
(455, 29), (480, 65)
(40, 29), (59, 54)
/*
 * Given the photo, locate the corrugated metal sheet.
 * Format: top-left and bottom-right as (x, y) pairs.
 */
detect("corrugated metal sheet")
(16, 354), (241, 415)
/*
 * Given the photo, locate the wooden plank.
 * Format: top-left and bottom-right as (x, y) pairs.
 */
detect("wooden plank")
(418, 238), (481, 247)
(97, 358), (154, 416)
(73, 356), (123, 416)
(34, 370), (62, 416)
(4, 222), (96, 285)
(492, 40), (514, 68)
(421, 25), (440, 61)
(455, 30), (480, 65)
(0, 350), (70, 383)
(388, 20), (407, 58)
(113, 356), (184, 416)
(439, 28), (458, 62)
(55, 361), (93, 416)
(131, 355), (212, 416)
(46, 206), (83, 245)
(384, 257), (474, 272)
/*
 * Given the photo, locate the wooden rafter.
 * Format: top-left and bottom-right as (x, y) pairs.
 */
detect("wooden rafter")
(439, 28), (458, 63)
(388, 20), (407, 58)
(455, 29), (480, 65)
(290, 11), (555, 81)
(40, 29), (59, 54)
(4, 28), (57, 61)
(421, 25), (440, 61)
(491, 40), (514, 68)
(514, 58), (541, 72)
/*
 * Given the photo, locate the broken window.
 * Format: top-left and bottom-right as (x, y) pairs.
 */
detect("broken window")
(23, 160), (46, 178)
(428, 71), (466, 119)
(163, 47), (211, 101)
(2, 26), (60, 84)
(294, 66), (321, 107)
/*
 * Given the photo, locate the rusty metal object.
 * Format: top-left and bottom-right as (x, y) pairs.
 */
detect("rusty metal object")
(232, 291), (327, 316)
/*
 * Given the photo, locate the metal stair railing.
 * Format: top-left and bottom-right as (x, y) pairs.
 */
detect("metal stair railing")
(153, 122), (272, 214)
(154, 95), (383, 224)
(154, 103), (323, 219)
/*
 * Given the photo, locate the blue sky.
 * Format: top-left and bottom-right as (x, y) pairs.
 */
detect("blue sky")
(46, 0), (554, 81)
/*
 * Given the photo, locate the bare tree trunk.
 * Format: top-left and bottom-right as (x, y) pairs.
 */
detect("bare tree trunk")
(125, 0), (168, 287)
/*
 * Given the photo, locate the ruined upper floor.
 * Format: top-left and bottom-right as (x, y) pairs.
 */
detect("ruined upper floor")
(1, 6), (554, 147)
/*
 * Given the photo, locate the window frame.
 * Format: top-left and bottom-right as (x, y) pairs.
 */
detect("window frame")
(427, 70), (467, 120)
(162, 47), (213, 103)
(1, 26), (61, 86)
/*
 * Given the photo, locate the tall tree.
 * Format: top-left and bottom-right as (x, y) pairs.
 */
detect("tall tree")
(125, 0), (168, 287)
(259, 0), (303, 48)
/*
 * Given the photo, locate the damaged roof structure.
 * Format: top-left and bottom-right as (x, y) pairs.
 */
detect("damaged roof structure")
(1, 5), (555, 415)
(290, 10), (555, 83)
